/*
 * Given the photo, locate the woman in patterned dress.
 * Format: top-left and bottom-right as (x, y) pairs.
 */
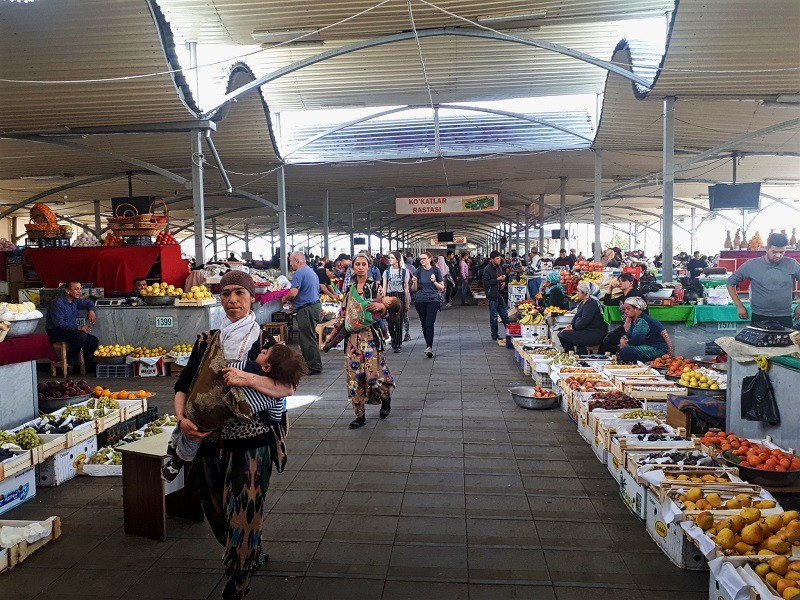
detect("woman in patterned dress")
(173, 271), (294, 599)
(333, 253), (395, 428)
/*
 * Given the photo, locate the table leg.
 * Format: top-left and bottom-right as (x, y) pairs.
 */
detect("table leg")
(122, 454), (166, 541)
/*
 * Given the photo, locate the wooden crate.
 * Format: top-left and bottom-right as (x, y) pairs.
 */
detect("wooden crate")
(0, 517), (61, 573)
(0, 451), (34, 481)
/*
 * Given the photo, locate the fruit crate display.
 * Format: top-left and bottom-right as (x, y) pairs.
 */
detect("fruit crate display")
(97, 416), (139, 447)
(95, 364), (132, 378)
(136, 406), (158, 429)
(0, 517), (61, 574)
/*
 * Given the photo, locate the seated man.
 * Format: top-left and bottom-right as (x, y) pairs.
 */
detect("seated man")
(129, 277), (148, 296)
(45, 281), (99, 371)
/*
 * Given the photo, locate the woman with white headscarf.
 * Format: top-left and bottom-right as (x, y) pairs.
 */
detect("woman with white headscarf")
(557, 280), (606, 354)
(618, 296), (671, 363)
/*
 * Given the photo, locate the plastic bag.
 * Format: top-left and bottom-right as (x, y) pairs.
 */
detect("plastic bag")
(740, 356), (780, 426)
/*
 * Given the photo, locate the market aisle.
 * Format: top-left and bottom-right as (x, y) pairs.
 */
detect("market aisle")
(1, 306), (708, 600)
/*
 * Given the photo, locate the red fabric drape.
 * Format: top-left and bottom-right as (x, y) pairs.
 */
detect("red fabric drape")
(24, 246), (187, 292)
(0, 251), (12, 279)
(0, 334), (59, 367)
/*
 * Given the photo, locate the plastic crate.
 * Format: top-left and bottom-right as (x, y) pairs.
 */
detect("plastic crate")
(97, 417), (138, 447)
(95, 364), (132, 378)
(136, 406), (158, 429)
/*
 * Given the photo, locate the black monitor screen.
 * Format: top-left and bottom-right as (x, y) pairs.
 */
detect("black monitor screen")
(437, 232), (454, 243)
(708, 183), (761, 211)
(353, 236), (366, 245)
(551, 229), (569, 240)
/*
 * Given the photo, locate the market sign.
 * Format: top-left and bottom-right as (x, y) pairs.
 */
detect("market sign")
(395, 194), (499, 215)
(430, 236), (467, 247)
(155, 316), (174, 328)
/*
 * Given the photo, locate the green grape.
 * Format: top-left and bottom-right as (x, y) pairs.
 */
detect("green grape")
(14, 427), (41, 449)
(0, 431), (17, 445)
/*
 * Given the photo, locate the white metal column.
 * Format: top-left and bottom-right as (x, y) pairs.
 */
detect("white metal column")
(538, 194), (545, 253)
(277, 166), (288, 277)
(690, 208), (697, 254)
(593, 151), (602, 260)
(524, 204), (530, 256)
(94, 200), (102, 239)
(367, 211), (372, 253)
(559, 177), (567, 249)
(662, 97), (676, 283)
(191, 130), (205, 264)
(211, 218), (218, 259)
(349, 204), (355, 257)
(323, 190), (330, 258)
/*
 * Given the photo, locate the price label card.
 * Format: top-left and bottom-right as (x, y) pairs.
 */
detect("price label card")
(155, 316), (174, 328)
(717, 321), (737, 331)
(75, 318), (86, 327)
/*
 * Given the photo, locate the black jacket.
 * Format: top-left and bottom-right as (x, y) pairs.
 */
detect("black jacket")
(481, 262), (504, 300)
(571, 297), (606, 333)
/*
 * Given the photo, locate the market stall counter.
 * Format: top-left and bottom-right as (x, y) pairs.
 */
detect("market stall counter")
(726, 354), (800, 452)
(0, 334), (57, 429)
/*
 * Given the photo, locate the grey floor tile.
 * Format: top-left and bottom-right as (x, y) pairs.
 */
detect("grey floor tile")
(466, 518), (539, 547)
(517, 460), (578, 478)
(528, 496), (601, 521)
(508, 431), (561, 446)
(316, 438), (369, 454)
(245, 575), (303, 599)
(388, 544), (468, 581)
(544, 549), (634, 586)
(260, 540), (320, 574)
(358, 454), (413, 473)
(470, 583), (557, 600)
(301, 453), (361, 471)
(369, 428), (419, 442)
(414, 441), (464, 457)
(365, 440), (417, 456)
(39, 568), (143, 598)
(522, 476), (587, 497)
(554, 588), (642, 600)
(463, 430), (511, 444)
(120, 569), (222, 599)
(309, 540), (393, 577)
(295, 576), (384, 599)
(419, 418), (463, 430)
(0, 566), (67, 600)
(512, 445), (569, 460)
(289, 469), (353, 491)
(338, 491), (405, 515)
(410, 456), (464, 474)
(535, 520), (613, 549)
(263, 512), (333, 542)
(620, 552), (709, 591)
(405, 471), (465, 494)
(270, 490), (344, 514)
(401, 492), (465, 517)
(466, 494), (532, 519)
(463, 443), (515, 458)
(416, 429), (464, 442)
(468, 547), (550, 583)
(382, 580), (469, 600)
(464, 473), (524, 495)
(323, 514), (399, 544)
(347, 470), (409, 493)
(395, 515), (466, 545)
(463, 456), (519, 475)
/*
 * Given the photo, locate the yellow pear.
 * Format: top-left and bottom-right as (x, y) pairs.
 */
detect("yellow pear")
(685, 488), (703, 502)
(766, 572), (783, 587)
(741, 523), (765, 546)
(726, 498), (742, 510)
(782, 511), (800, 525)
(695, 512), (714, 531)
(786, 572), (800, 583)
(766, 515), (785, 533)
(771, 556), (791, 575)
(788, 563), (800, 573)
(766, 535), (791, 555)
(755, 562), (772, 576)
(783, 586), (800, 600)
(760, 549), (778, 556)
(741, 508), (762, 525)
(716, 528), (736, 550)
(717, 517), (735, 532)
(706, 493), (722, 508)
(734, 542), (754, 555)
(737, 494), (753, 508)
(730, 516), (746, 534)
(758, 500), (778, 510)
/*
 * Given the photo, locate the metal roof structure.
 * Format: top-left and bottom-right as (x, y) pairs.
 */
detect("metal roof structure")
(1, 0), (798, 250)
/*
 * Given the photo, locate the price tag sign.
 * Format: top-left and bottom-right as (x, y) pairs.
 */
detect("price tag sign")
(717, 321), (737, 331)
(155, 316), (174, 328)
(75, 318), (86, 327)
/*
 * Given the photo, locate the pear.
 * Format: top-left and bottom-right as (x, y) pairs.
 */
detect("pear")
(783, 587), (800, 600)
(741, 523), (765, 545)
(777, 580), (797, 597)
(755, 562), (772, 576)
(716, 528), (736, 550)
(737, 494), (753, 508)
(786, 572), (800, 583)
(767, 572), (783, 587)
(788, 563), (800, 573)
(766, 515), (785, 533)
(696, 499), (711, 510)
(741, 507), (762, 524)
(770, 556), (791, 575)
(782, 511), (800, 525)
(730, 515), (746, 534)
(701, 474), (717, 483)
(685, 488), (703, 502)
(706, 492), (723, 508)
(734, 542), (755, 555)
(758, 500), (778, 510)
(717, 517), (735, 532)
(766, 535), (791, 555)
(695, 511), (714, 531)
(760, 549), (778, 556)
(726, 498), (742, 510)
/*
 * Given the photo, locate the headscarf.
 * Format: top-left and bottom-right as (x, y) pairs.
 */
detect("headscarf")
(544, 271), (562, 295)
(577, 281), (602, 302)
(436, 255), (448, 278)
(623, 296), (648, 313)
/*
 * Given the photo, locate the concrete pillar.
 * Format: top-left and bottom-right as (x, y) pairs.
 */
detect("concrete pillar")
(349, 204), (355, 257)
(662, 96), (676, 283)
(690, 207), (697, 254)
(211, 218), (218, 259)
(94, 200), (102, 239)
(244, 224), (250, 254)
(277, 166), (288, 277)
(538, 194), (545, 254)
(323, 190), (330, 258)
(559, 177), (567, 249)
(524, 204), (530, 256)
(191, 130), (206, 264)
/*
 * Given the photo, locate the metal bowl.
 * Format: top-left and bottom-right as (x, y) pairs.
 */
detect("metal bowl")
(94, 355), (127, 365)
(693, 355), (728, 372)
(6, 318), (41, 338)
(141, 295), (176, 306)
(646, 289), (674, 300)
(720, 450), (800, 487)
(39, 392), (92, 412)
(508, 386), (560, 410)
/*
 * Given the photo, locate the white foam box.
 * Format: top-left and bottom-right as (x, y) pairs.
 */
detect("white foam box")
(0, 468), (36, 516)
(131, 357), (167, 377)
(35, 436), (98, 487)
(709, 559), (758, 600)
(644, 489), (708, 571)
(619, 462), (647, 520)
(521, 324), (547, 338)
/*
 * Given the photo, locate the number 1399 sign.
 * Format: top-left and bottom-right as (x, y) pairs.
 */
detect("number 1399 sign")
(155, 316), (174, 328)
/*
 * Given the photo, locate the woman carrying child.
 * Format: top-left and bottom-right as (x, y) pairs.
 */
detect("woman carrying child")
(172, 271), (299, 600)
(330, 253), (394, 429)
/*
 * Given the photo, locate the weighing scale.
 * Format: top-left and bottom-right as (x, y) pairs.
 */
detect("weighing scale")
(734, 322), (795, 347)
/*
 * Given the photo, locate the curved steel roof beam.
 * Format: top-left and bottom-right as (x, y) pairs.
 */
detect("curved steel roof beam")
(201, 27), (652, 119)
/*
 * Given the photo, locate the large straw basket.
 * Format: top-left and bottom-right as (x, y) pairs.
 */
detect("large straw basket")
(109, 203), (153, 226)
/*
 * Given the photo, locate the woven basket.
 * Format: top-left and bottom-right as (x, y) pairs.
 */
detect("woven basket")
(108, 223), (165, 238)
(30, 202), (58, 225)
(25, 221), (61, 238)
(149, 198), (169, 225)
(111, 203), (152, 225)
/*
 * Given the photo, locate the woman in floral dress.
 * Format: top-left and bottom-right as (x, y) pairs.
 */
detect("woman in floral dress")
(333, 254), (394, 428)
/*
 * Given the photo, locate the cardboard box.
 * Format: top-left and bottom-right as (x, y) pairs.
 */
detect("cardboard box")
(0, 468), (36, 516)
(644, 489), (707, 570)
(35, 437), (97, 487)
(619, 463), (647, 520)
(667, 400), (692, 432)
(131, 357), (167, 377)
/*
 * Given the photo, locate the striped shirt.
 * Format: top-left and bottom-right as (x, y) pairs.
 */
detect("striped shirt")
(228, 360), (285, 423)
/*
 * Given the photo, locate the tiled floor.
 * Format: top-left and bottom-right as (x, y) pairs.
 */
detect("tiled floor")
(0, 306), (709, 599)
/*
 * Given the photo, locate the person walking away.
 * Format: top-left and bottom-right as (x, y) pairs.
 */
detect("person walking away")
(459, 252), (470, 305)
(284, 252), (323, 374)
(45, 281), (99, 373)
(172, 271), (295, 599)
(525, 249), (543, 299)
(557, 281), (606, 354)
(726, 232), (800, 328)
(382, 251), (411, 353)
(330, 254), (394, 428)
(482, 251), (510, 342)
(446, 250), (459, 305)
(411, 251), (445, 358)
(541, 271), (568, 310)
(436, 255), (453, 308)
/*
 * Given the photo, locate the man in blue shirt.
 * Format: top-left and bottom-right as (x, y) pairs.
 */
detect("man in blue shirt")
(45, 281), (99, 371)
(284, 252), (323, 374)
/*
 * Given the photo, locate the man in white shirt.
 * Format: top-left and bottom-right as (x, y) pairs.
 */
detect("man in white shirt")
(459, 253), (470, 305)
(525, 248), (543, 299)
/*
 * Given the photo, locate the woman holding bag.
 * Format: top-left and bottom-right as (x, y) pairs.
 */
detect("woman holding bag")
(332, 254), (395, 429)
(173, 271), (294, 599)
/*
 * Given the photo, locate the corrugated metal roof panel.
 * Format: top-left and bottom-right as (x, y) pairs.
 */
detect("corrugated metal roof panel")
(0, 0), (197, 132)
(652, 0), (800, 98)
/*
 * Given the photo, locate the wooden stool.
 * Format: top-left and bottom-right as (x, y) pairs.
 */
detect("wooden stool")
(262, 322), (289, 343)
(50, 343), (86, 378)
(316, 321), (339, 349)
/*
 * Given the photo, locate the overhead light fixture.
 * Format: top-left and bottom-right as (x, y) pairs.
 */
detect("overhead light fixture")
(252, 29), (321, 45)
(20, 174), (75, 181)
(476, 11), (547, 27)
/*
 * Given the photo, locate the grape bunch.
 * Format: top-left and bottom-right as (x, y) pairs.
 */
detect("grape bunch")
(143, 425), (163, 437)
(630, 422), (669, 435)
(87, 397), (119, 410)
(619, 409), (664, 420)
(63, 405), (92, 420)
(151, 415), (178, 427)
(637, 450), (719, 467)
(88, 447), (122, 465)
(588, 391), (640, 412)
(0, 431), (17, 445)
(14, 427), (41, 449)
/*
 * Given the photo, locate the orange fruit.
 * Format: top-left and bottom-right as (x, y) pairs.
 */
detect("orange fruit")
(136, 390), (147, 398)
(118, 391), (129, 399)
